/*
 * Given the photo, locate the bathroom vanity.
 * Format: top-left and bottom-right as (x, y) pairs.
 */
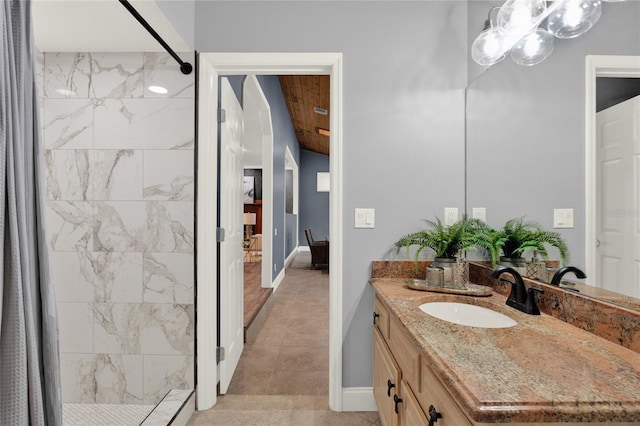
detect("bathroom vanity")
(371, 263), (640, 425)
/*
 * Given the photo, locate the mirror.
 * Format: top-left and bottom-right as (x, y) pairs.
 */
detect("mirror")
(465, 1), (640, 306)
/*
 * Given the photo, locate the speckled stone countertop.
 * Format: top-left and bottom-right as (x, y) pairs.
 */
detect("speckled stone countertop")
(371, 278), (640, 423)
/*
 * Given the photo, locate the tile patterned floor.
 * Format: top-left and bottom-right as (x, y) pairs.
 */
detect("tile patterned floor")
(63, 403), (154, 426)
(188, 252), (380, 425)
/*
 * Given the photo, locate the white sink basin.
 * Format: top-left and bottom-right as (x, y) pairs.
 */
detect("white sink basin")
(419, 302), (517, 329)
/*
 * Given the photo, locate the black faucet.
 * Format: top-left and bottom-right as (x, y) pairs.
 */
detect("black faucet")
(490, 266), (543, 315)
(550, 266), (586, 285)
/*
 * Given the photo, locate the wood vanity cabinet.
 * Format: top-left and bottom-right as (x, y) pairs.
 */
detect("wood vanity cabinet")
(374, 295), (472, 426)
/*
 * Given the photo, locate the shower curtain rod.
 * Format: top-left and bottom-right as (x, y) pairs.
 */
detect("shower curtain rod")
(118, 0), (193, 75)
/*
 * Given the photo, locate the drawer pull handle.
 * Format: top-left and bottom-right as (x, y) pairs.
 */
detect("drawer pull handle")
(393, 394), (403, 414)
(386, 379), (395, 397)
(373, 312), (380, 325)
(428, 405), (442, 426)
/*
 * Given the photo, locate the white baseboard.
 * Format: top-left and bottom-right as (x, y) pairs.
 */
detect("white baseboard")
(341, 387), (377, 412)
(271, 267), (286, 292)
(284, 247), (298, 268)
(298, 245), (310, 252)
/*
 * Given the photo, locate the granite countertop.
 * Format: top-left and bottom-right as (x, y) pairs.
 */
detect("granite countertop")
(371, 278), (640, 423)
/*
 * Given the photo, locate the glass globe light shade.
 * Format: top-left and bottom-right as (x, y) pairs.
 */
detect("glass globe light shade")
(547, 0), (602, 39)
(471, 27), (507, 66)
(497, 0), (547, 46)
(510, 28), (555, 66)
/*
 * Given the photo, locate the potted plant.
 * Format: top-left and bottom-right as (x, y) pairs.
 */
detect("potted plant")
(476, 217), (569, 269)
(390, 216), (480, 270)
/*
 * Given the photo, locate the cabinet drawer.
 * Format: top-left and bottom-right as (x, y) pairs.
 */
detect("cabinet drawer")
(418, 361), (472, 426)
(374, 295), (390, 340)
(389, 315), (421, 393)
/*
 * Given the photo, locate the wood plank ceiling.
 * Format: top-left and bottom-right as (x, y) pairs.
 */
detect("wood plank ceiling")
(278, 75), (330, 156)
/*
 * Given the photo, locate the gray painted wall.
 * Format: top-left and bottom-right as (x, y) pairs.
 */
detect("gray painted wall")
(255, 75), (301, 280)
(299, 149), (329, 246)
(466, 2), (640, 273)
(195, 1), (468, 387)
(155, 0), (195, 50)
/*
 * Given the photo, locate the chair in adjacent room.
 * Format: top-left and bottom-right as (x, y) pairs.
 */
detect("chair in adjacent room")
(304, 228), (329, 269)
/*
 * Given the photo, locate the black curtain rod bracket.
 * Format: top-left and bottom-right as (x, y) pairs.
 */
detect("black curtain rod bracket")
(119, 0), (193, 75)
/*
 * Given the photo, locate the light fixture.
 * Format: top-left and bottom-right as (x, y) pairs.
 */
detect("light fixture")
(497, 0), (547, 46)
(471, 0), (617, 67)
(547, 0), (602, 39)
(471, 6), (507, 67)
(510, 28), (554, 66)
(243, 212), (256, 240)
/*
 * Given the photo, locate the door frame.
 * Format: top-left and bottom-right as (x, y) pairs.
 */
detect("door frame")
(196, 52), (343, 411)
(243, 74), (274, 289)
(585, 55), (640, 280)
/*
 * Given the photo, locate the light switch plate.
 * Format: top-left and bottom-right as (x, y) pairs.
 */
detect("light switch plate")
(554, 208), (574, 228)
(472, 207), (486, 222)
(444, 208), (458, 226)
(355, 208), (375, 228)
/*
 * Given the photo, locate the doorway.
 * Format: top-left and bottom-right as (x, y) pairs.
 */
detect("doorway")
(196, 53), (343, 411)
(585, 55), (640, 297)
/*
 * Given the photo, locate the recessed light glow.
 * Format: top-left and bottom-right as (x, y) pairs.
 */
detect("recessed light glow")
(148, 85), (168, 94)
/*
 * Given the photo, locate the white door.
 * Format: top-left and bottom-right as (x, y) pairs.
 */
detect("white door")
(219, 77), (245, 392)
(596, 95), (640, 298)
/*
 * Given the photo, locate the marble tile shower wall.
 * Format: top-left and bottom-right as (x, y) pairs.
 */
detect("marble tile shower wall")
(40, 52), (195, 405)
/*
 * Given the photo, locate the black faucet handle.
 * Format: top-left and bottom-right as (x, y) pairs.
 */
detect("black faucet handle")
(525, 287), (543, 315)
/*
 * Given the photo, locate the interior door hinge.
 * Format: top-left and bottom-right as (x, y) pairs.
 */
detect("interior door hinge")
(217, 228), (225, 242)
(219, 109), (226, 123)
(216, 347), (225, 364)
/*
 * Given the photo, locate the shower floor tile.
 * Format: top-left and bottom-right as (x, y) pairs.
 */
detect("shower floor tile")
(63, 403), (155, 426)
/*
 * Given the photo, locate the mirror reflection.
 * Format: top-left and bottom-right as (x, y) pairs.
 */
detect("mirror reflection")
(465, 1), (640, 306)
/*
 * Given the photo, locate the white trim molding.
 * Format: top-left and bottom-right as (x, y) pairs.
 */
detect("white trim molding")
(341, 387), (378, 412)
(585, 55), (640, 281)
(196, 52), (344, 412)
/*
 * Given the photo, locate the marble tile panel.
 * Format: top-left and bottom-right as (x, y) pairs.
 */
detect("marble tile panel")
(46, 201), (93, 251)
(142, 355), (194, 405)
(45, 150), (90, 200)
(93, 303), (141, 354)
(145, 202), (194, 253)
(94, 99), (194, 150)
(143, 150), (194, 201)
(36, 49), (45, 100)
(143, 253), (194, 304)
(89, 53), (144, 98)
(140, 304), (194, 355)
(91, 252), (143, 303)
(61, 353), (143, 404)
(43, 99), (94, 149)
(44, 52), (91, 98)
(93, 201), (147, 252)
(58, 303), (93, 353)
(143, 52), (195, 98)
(52, 252), (95, 303)
(89, 150), (143, 201)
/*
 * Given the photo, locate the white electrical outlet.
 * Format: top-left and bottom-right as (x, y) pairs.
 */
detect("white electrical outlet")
(274, 228), (278, 236)
(554, 209), (574, 228)
(274, 263), (277, 272)
(472, 207), (486, 221)
(444, 208), (458, 226)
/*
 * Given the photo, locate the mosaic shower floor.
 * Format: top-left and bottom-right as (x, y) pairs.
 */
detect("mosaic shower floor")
(63, 403), (155, 426)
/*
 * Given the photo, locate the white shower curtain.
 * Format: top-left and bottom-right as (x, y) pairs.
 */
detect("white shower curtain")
(1, 1), (62, 425)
